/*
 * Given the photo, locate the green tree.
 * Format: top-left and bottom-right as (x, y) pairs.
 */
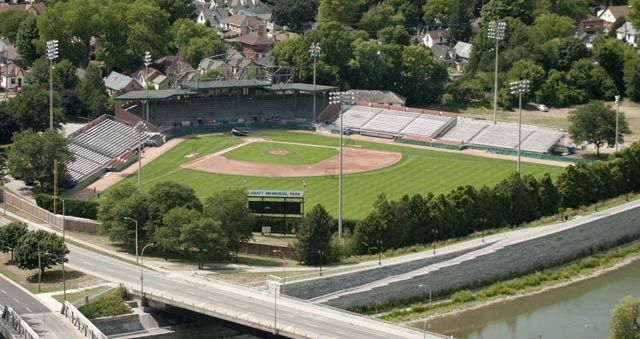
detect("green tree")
(377, 25), (410, 45)
(97, 183), (150, 248)
(180, 217), (227, 269)
(504, 59), (546, 105)
(480, 0), (535, 25)
(78, 63), (110, 118)
(569, 101), (631, 155)
(556, 37), (590, 71)
(0, 9), (31, 42)
(422, 0), (450, 26)
(7, 129), (73, 189)
(292, 204), (333, 264)
(14, 230), (68, 274)
(530, 13), (575, 43)
(624, 53), (640, 102)
(4, 85), (64, 131)
(317, 0), (365, 25)
(24, 58), (50, 89)
(0, 222), (28, 260)
(204, 189), (254, 262)
(272, 0), (318, 32)
(182, 37), (226, 68)
(358, 2), (404, 37)
(0, 107), (19, 144)
(147, 181), (202, 227)
(15, 15), (40, 65)
(533, 0), (589, 22)
(156, 207), (200, 254)
(593, 36), (633, 95)
(609, 295), (640, 339)
(53, 59), (80, 91)
(154, 0), (195, 24)
(170, 19), (226, 67)
(399, 45), (448, 104)
(566, 59), (616, 103)
(447, 0), (473, 42)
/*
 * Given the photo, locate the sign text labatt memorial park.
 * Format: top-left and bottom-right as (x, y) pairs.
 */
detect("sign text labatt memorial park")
(246, 190), (304, 198)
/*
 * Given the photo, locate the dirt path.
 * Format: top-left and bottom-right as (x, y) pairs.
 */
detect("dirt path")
(184, 139), (402, 177)
(70, 137), (187, 199)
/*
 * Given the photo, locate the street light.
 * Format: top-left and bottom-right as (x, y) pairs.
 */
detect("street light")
(46, 40), (59, 130)
(584, 323), (599, 338)
(370, 239), (383, 266)
(143, 51), (152, 122)
(140, 242), (154, 304)
(431, 228), (438, 255)
(488, 21), (506, 125)
(418, 284), (432, 339)
(123, 217), (139, 263)
(61, 198), (66, 300)
(329, 91), (355, 238)
(309, 42), (321, 127)
(510, 79), (530, 173)
(273, 249), (286, 292)
(133, 121), (147, 192)
(615, 95), (621, 151)
(318, 249), (325, 276)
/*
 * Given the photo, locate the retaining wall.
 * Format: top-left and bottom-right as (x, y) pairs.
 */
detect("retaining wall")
(324, 202), (640, 309)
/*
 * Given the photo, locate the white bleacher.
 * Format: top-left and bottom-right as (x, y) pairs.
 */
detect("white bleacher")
(66, 118), (148, 182)
(401, 114), (455, 138)
(441, 118), (490, 143)
(469, 124), (535, 149)
(521, 130), (564, 153)
(340, 109), (380, 129)
(361, 110), (418, 134)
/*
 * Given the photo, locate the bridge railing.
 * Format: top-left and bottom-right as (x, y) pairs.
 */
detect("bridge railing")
(60, 301), (107, 339)
(1, 305), (39, 339)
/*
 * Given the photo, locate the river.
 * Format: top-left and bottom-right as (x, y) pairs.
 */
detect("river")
(417, 259), (640, 339)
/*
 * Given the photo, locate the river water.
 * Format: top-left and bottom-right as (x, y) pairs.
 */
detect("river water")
(418, 259), (640, 339)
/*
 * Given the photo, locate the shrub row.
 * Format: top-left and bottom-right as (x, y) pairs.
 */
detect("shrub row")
(36, 194), (99, 220)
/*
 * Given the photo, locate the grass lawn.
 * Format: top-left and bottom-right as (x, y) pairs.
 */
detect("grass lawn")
(0, 252), (101, 294)
(53, 286), (105, 303)
(224, 141), (337, 165)
(109, 131), (564, 220)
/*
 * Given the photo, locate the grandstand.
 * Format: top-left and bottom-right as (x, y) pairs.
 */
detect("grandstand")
(66, 117), (148, 182)
(335, 106), (564, 154)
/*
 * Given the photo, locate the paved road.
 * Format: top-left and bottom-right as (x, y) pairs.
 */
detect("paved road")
(0, 275), (81, 339)
(65, 243), (430, 338)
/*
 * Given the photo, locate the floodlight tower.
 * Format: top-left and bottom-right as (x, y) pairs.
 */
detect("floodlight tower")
(328, 91), (355, 238)
(510, 80), (530, 173)
(487, 21), (506, 125)
(46, 40), (59, 130)
(143, 51), (152, 122)
(309, 42), (321, 127)
(134, 121), (147, 191)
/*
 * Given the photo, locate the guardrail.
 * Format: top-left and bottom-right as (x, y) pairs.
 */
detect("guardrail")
(60, 301), (107, 339)
(1, 305), (39, 339)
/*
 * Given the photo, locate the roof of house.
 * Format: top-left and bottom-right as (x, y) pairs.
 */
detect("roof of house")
(454, 41), (473, 59)
(617, 21), (637, 35)
(224, 13), (261, 28)
(1, 64), (25, 78)
(598, 6), (630, 20)
(104, 71), (138, 91)
(236, 32), (275, 46)
(430, 44), (451, 61)
(274, 32), (299, 42)
(427, 29), (448, 41)
(197, 6), (229, 26)
(0, 2), (46, 15)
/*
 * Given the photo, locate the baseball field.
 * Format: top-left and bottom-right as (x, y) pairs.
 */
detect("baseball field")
(108, 131), (564, 220)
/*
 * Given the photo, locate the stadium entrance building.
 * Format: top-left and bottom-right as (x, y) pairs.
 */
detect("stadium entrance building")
(246, 189), (304, 235)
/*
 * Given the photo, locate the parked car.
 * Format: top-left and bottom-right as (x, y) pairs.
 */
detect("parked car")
(535, 104), (548, 112)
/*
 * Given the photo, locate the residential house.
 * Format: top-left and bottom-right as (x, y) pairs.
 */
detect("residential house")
(453, 41), (473, 71)
(597, 5), (630, 32)
(579, 15), (604, 34)
(0, 1), (45, 15)
(0, 63), (24, 91)
(616, 21), (637, 48)
(196, 6), (229, 29)
(422, 29), (448, 48)
(222, 13), (261, 36)
(134, 68), (170, 90)
(104, 71), (142, 96)
(430, 44), (455, 68)
(235, 25), (275, 58)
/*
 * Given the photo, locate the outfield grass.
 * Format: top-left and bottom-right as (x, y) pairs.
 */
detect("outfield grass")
(223, 141), (337, 165)
(109, 131), (564, 220)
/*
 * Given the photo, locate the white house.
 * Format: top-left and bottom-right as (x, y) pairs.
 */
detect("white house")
(0, 63), (25, 91)
(597, 6), (630, 32)
(616, 21), (637, 47)
(422, 29), (448, 48)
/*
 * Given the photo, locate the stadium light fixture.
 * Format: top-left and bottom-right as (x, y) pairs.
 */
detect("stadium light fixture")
(615, 95), (620, 151)
(487, 20), (506, 125)
(46, 40), (59, 130)
(309, 42), (321, 127)
(329, 91), (355, 238)
(134, 121), (148, 192)
(510, 80), (530, 173)
(143, 51), (152, 122)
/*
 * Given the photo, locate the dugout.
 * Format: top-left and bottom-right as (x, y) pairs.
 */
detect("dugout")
(246, 189), (304, 235)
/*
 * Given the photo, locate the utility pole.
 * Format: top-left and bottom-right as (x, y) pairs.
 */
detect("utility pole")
(510, 80), (530, 173)
(309, 42), (321, 127)
(46, 40), (59, 130)
(488, 21), (506, 125)
(143, 51), (152, 122)
(615, 95), (620, 151)
(134, 122), (147, 192)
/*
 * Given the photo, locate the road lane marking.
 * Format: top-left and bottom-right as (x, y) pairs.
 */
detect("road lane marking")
(11, 297), (19, 303)
(25, 306), (32, 313)
(0, 289), (6, 294)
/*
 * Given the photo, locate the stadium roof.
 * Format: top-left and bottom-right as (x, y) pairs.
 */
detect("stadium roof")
(115, 89), (196, 100)
(263, 83), (338, 93)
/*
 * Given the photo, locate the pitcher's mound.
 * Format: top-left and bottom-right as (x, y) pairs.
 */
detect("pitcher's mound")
(269, 150), (289, 156)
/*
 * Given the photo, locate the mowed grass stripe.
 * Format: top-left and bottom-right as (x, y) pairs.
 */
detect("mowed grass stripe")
(223, 142), (337, 165)
(109, 131), (563, 220)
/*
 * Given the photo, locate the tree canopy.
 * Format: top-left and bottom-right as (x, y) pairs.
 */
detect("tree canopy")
(292, 204), (333, 264)
(568, 101), (630, 155)
(0, 222), (28, 260)
(204, 189), (254, 262)
(14, 230), (68, 274)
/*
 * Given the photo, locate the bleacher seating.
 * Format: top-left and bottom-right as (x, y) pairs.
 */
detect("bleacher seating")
(66, 118), (148, 183)
(401, 114), (456, 138)
(469, 124), (535, 149)
(339, 109), (380, 128)
(441, 118), (489, 143)
(521, 130), (564, 153)
(362, 111), (418, 134)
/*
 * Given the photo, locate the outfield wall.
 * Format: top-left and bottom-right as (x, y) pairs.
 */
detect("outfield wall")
(322, 200), (640, 309)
